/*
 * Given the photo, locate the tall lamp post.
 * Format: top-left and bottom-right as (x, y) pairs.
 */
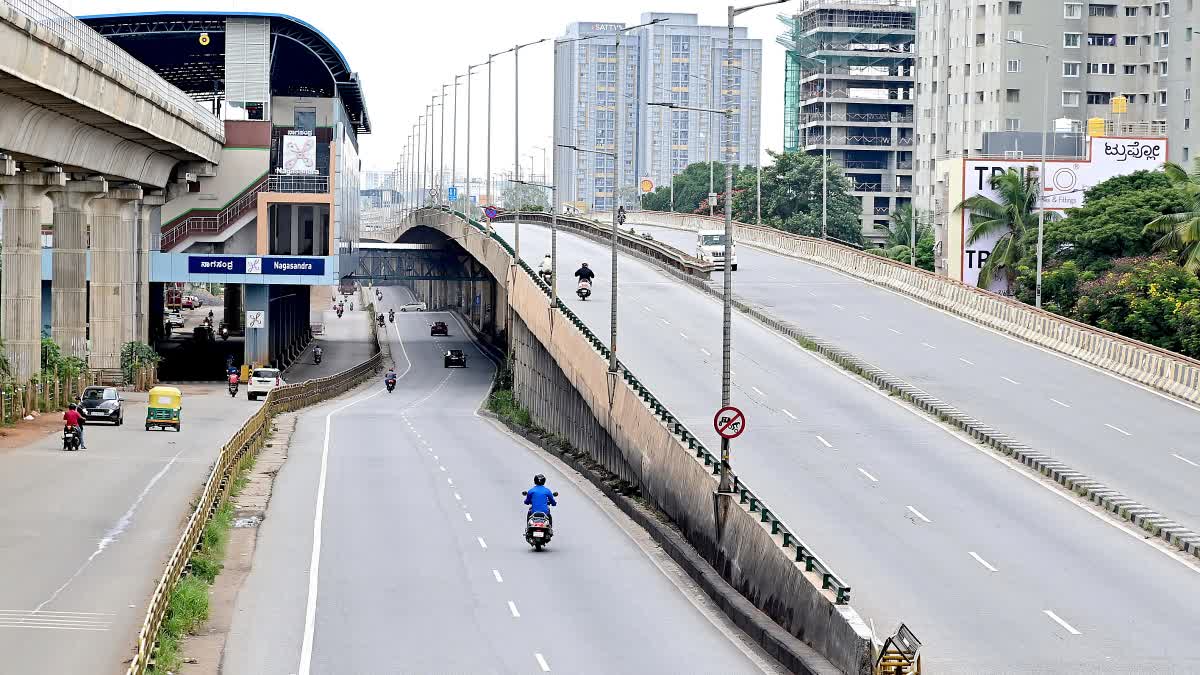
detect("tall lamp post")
(1007, 37), (1050, 308)
(514, 179), (558, 304)
(452, 74), (463, 210)
(440, 84), (449, 205)
(465, 62), (485, 219)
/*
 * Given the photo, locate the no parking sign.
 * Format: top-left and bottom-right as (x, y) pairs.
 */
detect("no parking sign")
(713, 406), (745, 440)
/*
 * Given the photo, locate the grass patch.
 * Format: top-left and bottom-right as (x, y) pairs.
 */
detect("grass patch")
(488, 389), (532, 428)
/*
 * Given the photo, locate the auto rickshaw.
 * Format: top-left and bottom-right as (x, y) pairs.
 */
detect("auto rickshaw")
(146, 386), (183, 431)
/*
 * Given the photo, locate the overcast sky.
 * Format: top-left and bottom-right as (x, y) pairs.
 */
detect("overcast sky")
(68, 0), (792, 175)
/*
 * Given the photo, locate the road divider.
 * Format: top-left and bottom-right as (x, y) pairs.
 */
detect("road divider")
(125, 327), (382, 674)
(412, 207), (875, 675)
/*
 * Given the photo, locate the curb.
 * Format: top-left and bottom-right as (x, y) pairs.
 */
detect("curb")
(480, 408), (838, 675)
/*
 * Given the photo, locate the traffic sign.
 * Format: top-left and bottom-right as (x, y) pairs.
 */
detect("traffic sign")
(484, 206), (498, 220)
(639, 177), (654, 193)
(448, 186), (458, 201)
(246, 310), (266, 329)
(713, 406), (745, 440)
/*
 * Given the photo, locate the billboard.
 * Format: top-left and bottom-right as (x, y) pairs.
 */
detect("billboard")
(959, 136), (1166, 290)
(281, 130), (318, 175)
(187, 255), (326, 276)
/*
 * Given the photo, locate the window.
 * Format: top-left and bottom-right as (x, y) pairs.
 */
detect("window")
(1161, 1), (1171, 16)
(1005, 118), (1021, 130)
(1087, 33), (1117, 46)
(1186, 88), (1192, 102)
(1007, 30), (1023, 42)
(1007, 59), (1022, 72)
(294, 107), (317, 132)
(1086, 91), (1113, 105)
(1006, 88), (1021, 102)
(976, 33), (987, 46)
(1088, 4), (1116, 16)
(1123, 64), (1137, 74)
(1124, 36), (1138, 46)
(976, 90), (985, 102)
(1064, 61), (1081, 76)
(1065, 2), (1083, 18)
(1087, 62), (1116, 74)
(1064, 32), (1081, 47)
(1187, 118), (1192, 130)
(1185, 147), (1190, 162)
(1157, 61), (1169, 75)
(1062, 91), (1081, 106)
(1126, 6), (1139, 15)
(1158, 31), (1169, 46)
(1188, 57), (1193, 72)
(1008, 1), (1022, 13)
(1158, 90), (1168, 105)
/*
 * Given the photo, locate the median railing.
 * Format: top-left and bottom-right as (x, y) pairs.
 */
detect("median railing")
(443, 207), (853, 604)
(126, 348), (382, 674)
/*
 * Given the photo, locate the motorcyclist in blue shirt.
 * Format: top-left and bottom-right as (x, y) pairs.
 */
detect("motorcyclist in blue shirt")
(524, 474), (557, 525)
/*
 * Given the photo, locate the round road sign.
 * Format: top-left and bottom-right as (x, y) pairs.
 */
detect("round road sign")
(484, 206), (498, 220)
(713, 405), (746, 440)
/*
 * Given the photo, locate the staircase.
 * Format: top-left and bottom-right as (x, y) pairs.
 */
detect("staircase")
(159, 175), (268, 252)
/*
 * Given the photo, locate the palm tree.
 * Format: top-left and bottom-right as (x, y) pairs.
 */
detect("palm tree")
(1145, 158), (1200, 272)
(955, 168), (1041, 288)
(886, 205), (931, 248)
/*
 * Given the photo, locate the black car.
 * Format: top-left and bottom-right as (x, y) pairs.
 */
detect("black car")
(79, 386), (123, 425)
(430, 321), (449, 336)
(444, 349), (467, 368)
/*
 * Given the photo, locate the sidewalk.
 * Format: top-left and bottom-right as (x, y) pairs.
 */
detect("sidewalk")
(0, 384), (261, 674)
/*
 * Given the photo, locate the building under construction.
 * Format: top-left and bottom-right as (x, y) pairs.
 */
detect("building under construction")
(778, 0), (915, 242)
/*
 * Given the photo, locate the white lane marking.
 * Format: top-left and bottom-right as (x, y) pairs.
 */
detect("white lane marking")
(439, 466), (446, 472)
(888, 328), (902, 334)
(643, 305), (652, 312)
(1043, 610), (1082, 635)
(477, 537), (488, 550)
(508, 601), (521, 618)
(857, 467), (879, 482)
(815, 435), (832, 448)
(700, 348), (712, 356)
(535, 653), (551, 672)
(832, 303), (845, 310)
(465, 513), (473, 522)
(454, 492), (462, 501)
(659, 317), (671, 325)
(858, 314), (870, 321)
(448, 478), (454, 486)
(782, 408), (797, 420)
(751, 386), (766, 397)
(493, 569), (504, 583)
(1001, 376), (1021, 385)
(969, 552), (999, 572)
(906, 505), (932, 523)
(1172, 453), (1200, 467)
(679, 331), (689, 340)
(921, 342), (936, 349)
(807, 290), (818, 296)
(1105, 423), (1131, 436)
(1050, 398), (1071, 408)
(958, 357), (975, 366)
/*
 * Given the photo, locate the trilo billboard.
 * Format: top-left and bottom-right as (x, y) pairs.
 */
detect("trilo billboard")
(958, 136), (1166, 292)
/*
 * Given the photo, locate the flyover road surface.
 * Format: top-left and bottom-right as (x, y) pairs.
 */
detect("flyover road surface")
(284, 309), (374, 384)
(630, 222), (1200, 532)
(0, 387), (260, 673)
(221, 295), (782, 674)
(501, 222), (1200, 674)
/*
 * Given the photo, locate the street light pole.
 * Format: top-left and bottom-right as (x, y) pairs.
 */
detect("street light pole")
(465, 63), (484, 220)
(821, 57), (828, 240)
(452, 74), (462, 210)
(440, 84), (448, 205)
(515, 179), (558, 304)
(1008, 38), (1050, 307)
(511, 38), (548, 265)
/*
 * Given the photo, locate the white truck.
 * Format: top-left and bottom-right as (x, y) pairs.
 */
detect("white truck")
(697, 229), (737, 271)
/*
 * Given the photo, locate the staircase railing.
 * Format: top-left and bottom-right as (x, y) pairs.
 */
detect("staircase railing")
(158, 174), (269, 251)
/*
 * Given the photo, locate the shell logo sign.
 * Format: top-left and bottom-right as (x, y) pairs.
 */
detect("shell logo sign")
(639, 178), (654, 194)
(198, 32), (211, 46)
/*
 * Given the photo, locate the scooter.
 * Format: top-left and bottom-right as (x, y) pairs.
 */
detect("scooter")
(576, 278), (592, 301)
(385, 377), (397, 393)
(388, 309), (395, 323)
(521, 491), (559, 551)
(377, 315), (386, 328)
(219, 325), (229, 341)
(336, 307), (344, 319)
(228, 379), (239, 397)
(314, 349), (323, 365)
(62, 425), (82, 451)
(539, 268), (553, 286)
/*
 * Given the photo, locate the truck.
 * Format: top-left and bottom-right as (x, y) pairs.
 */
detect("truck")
(166, 286), (184, 311)
(697, 230), (737, 271)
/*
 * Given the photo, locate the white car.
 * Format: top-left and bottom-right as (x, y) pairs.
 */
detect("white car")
(398, 301), (427, 312)
(246, 367), (285, 400)
(166, 311), (185, 329)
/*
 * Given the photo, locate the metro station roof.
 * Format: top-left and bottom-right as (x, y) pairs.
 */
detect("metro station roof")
(79, 11), (370, 134)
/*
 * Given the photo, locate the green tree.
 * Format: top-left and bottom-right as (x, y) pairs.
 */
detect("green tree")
(1071, 256), (1200, 357)
(642, 162), (744, 214)
(731, 151), (863, 245)
(885, 205), (931, 248)
(500, 182), (549, 212)
(956, 168), (1044, 288)
(1145, 159), (1200, 272)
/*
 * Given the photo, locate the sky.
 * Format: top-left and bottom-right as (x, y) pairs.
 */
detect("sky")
(67, 0), (794, 176)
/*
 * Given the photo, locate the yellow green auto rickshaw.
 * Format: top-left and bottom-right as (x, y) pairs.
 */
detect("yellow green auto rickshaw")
(146, 386), (182, 431)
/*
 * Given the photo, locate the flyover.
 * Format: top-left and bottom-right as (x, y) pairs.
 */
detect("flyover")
(376, 208), (1200, 673)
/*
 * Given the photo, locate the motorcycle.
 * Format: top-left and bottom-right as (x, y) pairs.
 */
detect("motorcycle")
(539, 268), (553, 285)
(576, 278), (592, 301)
(228, 379), (239, 397)
(377, 315), (385, 327)
(385, 377), (397, 393)
(219, 325), (229, 341)
(521, 491), (559, 551)
(62, 425), (82, 451)
(314, 349), (323, 365)
(388, 309), (395, 323)
(336, 307), (344, 318)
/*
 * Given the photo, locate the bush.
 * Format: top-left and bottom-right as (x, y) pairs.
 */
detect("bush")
(120, 341), (161, 382)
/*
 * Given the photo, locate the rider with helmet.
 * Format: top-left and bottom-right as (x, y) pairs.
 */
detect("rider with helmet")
(523, 473), (557, 525)
(574, 262), (595, 283)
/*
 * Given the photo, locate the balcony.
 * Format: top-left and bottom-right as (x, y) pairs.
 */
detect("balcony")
(800, 111), (914, 124)
(268, 175), (330, 194)
(803, 134), (914, 147)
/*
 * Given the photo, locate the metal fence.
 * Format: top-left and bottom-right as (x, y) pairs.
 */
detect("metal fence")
(158, 175), (269, 251)
(268, 174), (330, 194)
(5, 0), (224, 139)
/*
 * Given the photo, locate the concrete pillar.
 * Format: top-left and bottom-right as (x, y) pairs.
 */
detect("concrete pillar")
(224, 284), (244, 332)
(48, 178), (107, 360)
(244, 283), (269, 368)
(137, 192), (165, 343)
(1, 167), (66, 379)
(89, 186), (143, 370)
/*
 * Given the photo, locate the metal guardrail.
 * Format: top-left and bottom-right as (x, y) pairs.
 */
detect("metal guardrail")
(5, 0), (224, 139)
(268, 174), (330, 194)
(125, 349), (382, 674)
(443, 207), (853, 604)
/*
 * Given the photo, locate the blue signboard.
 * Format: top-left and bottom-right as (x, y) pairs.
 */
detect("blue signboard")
(187, 256), (325, 276)
(448, 186), (458, 201)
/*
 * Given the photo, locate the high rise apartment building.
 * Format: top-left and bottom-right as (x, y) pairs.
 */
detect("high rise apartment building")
(554, 14), (762, 212)
(913, 0), (1197, 217)
(780, 1), (917, 242)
